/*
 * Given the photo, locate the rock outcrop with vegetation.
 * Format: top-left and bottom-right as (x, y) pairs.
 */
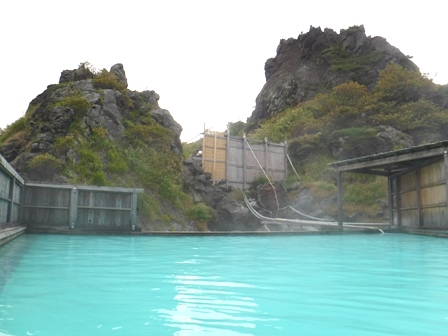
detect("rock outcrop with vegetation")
(4, 24), (448, 230)
(241, 25), (448, 225)
(0, 63), (240, 231)
(248, 25), (419, 128)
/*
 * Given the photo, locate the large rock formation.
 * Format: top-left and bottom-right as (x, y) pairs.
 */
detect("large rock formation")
(248, 25), (419, 128)
(0, 63), (183, 181)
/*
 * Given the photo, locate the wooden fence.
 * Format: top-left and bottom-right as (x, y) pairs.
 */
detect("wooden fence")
(391, 158), (448, 229)
(202, 131), (287, 189)
(1, 153), (144, 232)
(0, 155), (24, 227)
(23, 183), (143, 232)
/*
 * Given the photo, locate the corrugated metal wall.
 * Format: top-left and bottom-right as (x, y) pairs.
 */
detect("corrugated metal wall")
(202, 131), (287, 188)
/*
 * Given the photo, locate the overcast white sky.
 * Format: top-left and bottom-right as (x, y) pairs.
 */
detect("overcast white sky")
(1, 0), (447, 142)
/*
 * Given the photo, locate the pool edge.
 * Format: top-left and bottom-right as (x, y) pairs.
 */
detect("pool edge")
(0, 226), (27, 246)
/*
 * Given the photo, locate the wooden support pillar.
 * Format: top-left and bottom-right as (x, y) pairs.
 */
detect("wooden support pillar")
(131, 190), (138, 231)
(416, 169), (423, 228)
(444, 151), (448, 226)
(243, 134), (247, 190)
(226, 129), (230, 189)
(18, 184), (24, 225)
(264, 137), (268, 177)
(212, 132), (217, 185)
(336, 170), (344, 231)
(7, 177), (16, 225)
(396, 177), (402, 228)
(69, 187), (78, 229)
(284, 141), (288, 181)
(387, 176), (394, 227)
(201, 124), (206, 171)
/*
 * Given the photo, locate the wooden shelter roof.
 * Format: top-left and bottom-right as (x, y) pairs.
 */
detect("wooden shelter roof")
(329, 140), (448, 176)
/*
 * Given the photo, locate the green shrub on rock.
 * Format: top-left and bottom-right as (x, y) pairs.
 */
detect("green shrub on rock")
(27, 153), (63, 181)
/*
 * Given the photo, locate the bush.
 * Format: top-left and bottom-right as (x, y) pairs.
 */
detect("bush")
(53, 135), (76, 155)
(107, 148), (129, 174)
(53, 95), (91, 120)
(125, 124), (174, 150)
(27, 153), (62, 181)
(0, 117), (28, 145)
(373, 63), (434, 104)
(74, 149), (106, 185)
(90, 127), (109, 149)
(344, 175), (387, 207)
(93, 69), (126, 91)
(288, 133), (327, 162)
(186, 203), (216, 222)
(227, 120), (247, 137)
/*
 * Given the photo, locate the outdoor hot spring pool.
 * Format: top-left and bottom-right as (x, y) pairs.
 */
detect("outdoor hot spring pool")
(1, 233), (448, 335)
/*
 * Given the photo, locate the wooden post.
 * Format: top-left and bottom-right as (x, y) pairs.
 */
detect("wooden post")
(131, 190), (138, 231)
(226, 130), (230, 188)
(7, 177), (16, 225)
(69, 187), (78, 229)
(284, 141), (288, 182)
(396, 176), (402, 228)
(416, 169), (423, 228)
(243, 134), (247, 190)
(387, 176), (394, 227)
(87, 191), (94, 225)
(337, 170), (344, 231)
(18, 183), (24, 225)
(213, 132), (217, 185)
(444, 151), (448, 226)
(264, 137), (268, 178)
(201, 124), (206, 171)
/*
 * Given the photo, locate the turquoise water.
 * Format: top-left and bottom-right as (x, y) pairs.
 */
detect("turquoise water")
(1, 234), (448, 335)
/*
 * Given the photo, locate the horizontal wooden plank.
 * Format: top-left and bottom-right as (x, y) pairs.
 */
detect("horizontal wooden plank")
(77, 206), (132, 211)
(25, 183), (143, 193)
(333, 148), (446, 172)
(23, 205), (70, 210)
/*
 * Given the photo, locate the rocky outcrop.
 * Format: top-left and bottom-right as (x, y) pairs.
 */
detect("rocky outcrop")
(248, 25), (420, 127)
(59, 64), (95, 83)
(0, 63), (182, 182)
(183, 158), (261, 231)
(110, 63), (128, 88)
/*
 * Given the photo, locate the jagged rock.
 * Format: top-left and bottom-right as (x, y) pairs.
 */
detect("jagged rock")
(1, 64), (183, 186)
(150, 108), (183, 154)
(66, 148), (79, 164)
(248, 25), (420, 127)
(291, 188), (320, 215)
(59, 64), (94, 83)
(83, 89), (125, 139)
(0, 138), (26, 162)
(210, 199), (257, 231)
(257, 182), (289, 212)
(110, 63), (128, 88)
